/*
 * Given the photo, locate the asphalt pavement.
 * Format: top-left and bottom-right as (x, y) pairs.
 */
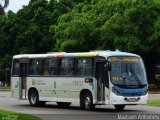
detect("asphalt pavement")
(0, 91), (160, 120)
(148, 94), (160, 99)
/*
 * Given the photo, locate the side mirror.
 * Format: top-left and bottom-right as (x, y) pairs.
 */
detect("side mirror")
(107, 61), (111, 71)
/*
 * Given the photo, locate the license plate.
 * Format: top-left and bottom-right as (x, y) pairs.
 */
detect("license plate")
(128, 98), (137, 102)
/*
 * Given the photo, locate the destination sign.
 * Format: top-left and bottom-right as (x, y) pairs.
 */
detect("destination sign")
(111, 57), (139, 62)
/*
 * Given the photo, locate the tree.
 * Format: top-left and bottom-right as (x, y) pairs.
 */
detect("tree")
(53, 0), (160, 82)
(101, 0), (160, 53)
(53, 2), (97, 52)
(0, 0), (160, 83)
(53, 0), (160, 53)
(0, 0), (9, 15)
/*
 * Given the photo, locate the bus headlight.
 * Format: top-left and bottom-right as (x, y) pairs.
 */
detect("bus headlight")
(143, 88), (148, 95)
(112, 87), (121, 96)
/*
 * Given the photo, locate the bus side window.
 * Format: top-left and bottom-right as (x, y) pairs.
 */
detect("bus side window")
(12, 59), (20, 76)
(59, 58), (76, 76)
(68, 58), (75, 75)
(84, 58), (93, 76)
(50, 59), (58, 75)
(60, 58), (68, 75)
(28, 59), (42, 76)
(77, 58), (83, 75)
(43, 58), (58, 76)
(43, 59), (49, 75)
(77, 58), (93, 76)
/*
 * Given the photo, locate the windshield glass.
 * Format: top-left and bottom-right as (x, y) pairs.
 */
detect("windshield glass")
(108, 57), (147, 86)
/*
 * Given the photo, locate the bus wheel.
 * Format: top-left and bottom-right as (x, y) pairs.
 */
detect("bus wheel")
(83, 93), (95, 111)
(29, 89), (39, 107)
(57, 102), (71, 107)
(114, 105), (125, 111)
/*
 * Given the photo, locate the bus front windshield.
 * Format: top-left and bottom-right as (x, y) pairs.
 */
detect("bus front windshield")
(108, 57), (147, 87)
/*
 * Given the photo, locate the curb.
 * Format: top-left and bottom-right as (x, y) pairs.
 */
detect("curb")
(149, 92), (160, 94)
(0, 89), (10, 91)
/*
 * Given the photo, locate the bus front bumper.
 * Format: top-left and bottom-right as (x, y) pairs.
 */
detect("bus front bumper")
(109, 91), (148, 105)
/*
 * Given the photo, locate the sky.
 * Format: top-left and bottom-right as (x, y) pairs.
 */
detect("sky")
(5, 0), (30, 13)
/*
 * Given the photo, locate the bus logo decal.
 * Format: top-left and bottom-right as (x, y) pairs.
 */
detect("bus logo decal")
(73, 81), (83, 86)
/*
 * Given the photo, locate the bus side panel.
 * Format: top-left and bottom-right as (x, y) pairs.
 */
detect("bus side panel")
(26, 77), (96, 103)
(57, 77), (80, 103)
(27, 77), (57, 101)
(11, 77), (20, 99)
(56, 77), (96, 103)
(27, 77), (96, 103)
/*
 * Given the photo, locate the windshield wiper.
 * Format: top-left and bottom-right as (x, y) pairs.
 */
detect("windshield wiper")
(122, 65), (128, 85)
(130, 64), (143, 85)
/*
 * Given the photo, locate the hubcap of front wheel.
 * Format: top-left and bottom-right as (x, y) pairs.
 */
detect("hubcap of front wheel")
(31, 92), (37, 104)
(85, 96), (91, 109)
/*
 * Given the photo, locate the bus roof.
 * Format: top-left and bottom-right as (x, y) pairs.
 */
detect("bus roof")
(13, 50), (140, 59)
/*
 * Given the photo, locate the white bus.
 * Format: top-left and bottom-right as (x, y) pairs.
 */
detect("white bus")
(11, 50), (148, 111)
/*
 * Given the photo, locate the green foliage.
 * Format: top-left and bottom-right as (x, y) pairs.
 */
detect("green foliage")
(0, 109), (41, 120)
(0, 0), (86, 83)
(0, 0), (160, 83)
(54, 3), (97, 51)
(100, 0), (156, 52)
(0, 0), (159, 54)
(150, 17), (160, 52)
(54, 0), (160, 53)
(0, 0), (77, 83)
(154, 0), (160, 3)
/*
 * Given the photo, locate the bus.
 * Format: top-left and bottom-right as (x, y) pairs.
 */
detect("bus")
(11, 50), (148, 111)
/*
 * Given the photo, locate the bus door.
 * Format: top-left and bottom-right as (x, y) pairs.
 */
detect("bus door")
(95, 61), (107, 103)
(19, 59), (28, 99)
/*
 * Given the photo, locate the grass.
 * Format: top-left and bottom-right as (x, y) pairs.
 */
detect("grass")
(154, 0), (160, 3)
(0, 109), (41, 120)
(147, 99), (160, 107)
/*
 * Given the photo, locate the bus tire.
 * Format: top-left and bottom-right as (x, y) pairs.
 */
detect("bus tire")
(114, 105), (125, 111)
(29, 89), (40, 107)
(57, 102), (71, 107)
(83, 92), (95, 111)
(80, 96), (84, 109)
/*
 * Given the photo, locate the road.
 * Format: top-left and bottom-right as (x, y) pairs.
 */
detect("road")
(0, 91), (160, 120)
